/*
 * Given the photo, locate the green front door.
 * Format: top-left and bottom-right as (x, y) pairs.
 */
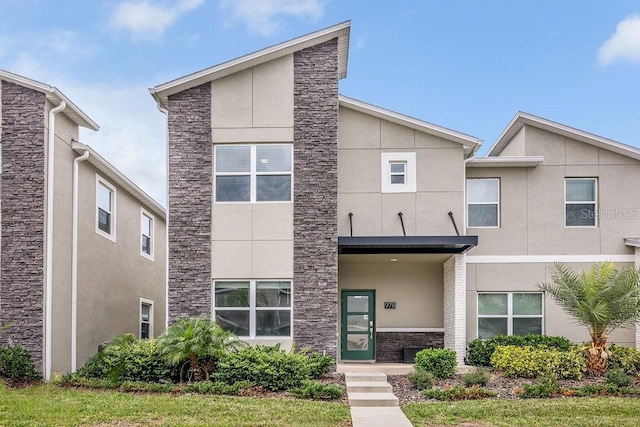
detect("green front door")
(341, 291), (375, 360)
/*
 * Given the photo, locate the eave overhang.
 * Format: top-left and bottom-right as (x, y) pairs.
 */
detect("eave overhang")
(338, 236), (478, 255)
(624, 238), (640, 248)
(466, 156), (544, 168)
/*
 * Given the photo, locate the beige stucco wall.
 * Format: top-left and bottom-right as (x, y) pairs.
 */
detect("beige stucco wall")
(338, 107), (465, 237)
(499, 127), (526, 157)
(466, 262), (635, 346)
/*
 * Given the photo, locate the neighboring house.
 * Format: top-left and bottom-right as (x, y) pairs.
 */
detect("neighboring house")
(150, 21), (640, 365)
(0, 70), (166, 380)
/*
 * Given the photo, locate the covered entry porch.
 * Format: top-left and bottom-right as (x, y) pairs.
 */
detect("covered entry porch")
(337, 236), (476, 365)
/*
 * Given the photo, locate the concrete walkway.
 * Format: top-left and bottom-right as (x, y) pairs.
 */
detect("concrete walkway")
(345, 372), (413, 427)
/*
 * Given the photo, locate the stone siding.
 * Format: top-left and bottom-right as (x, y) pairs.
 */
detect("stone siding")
(375, 332), (444, 363)
(292, 39), (339, 360)
(0, 81), (46, 370)
(167, 83), (212, 322)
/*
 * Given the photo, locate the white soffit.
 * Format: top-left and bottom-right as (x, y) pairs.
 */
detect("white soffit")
(488, 111), (640, 161)
(150, 21), (351, 107)
(624, 238), (640, 248)
(72, 142), (165, 220)
(0, 69), (99, 131)
(466, 156), (544, 168)
(339, 95), (480, 150)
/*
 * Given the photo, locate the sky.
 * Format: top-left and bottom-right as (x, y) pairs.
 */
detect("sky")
(1, 0), (639, 207)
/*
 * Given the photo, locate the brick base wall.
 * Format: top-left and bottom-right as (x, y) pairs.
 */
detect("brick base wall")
(375, 332), (444, 363)
(0, 81), (46, 371)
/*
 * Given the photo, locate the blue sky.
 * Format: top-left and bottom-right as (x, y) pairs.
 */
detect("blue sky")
(1, 0), (639, 206)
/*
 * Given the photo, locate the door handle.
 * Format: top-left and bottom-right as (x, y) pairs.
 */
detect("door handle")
(370, 327), (373, 339)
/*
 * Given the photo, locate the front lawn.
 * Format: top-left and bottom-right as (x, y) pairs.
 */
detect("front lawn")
(404, 398), (640, 427)
(0, 383), (351, 427)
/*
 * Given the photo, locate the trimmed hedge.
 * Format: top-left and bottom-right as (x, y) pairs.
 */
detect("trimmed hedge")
(414, 348), (457, 379)
(490, 345), (585, 379)
(0, 345), (40, 381)
(608, 344), (640, 376)
(466, 334), (573, 367)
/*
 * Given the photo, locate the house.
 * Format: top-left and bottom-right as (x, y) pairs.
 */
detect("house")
(0, 70), (167, 380)
(150, 21), (640, 365)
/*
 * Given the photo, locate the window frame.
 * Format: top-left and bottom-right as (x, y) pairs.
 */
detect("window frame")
(477, 292), (544, 338)
(381, 152), (416, 193)
(139, 298), (154, 339)
(214, 144), (293, 204)
(466, 178), (500, 228)
(95, 175), (116, 242)
(212, 279), (293, 339)
(140, 208), (154, 261)
(565, 177), (598, 228)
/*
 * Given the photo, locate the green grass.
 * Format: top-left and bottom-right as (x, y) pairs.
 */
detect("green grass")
(404, 398), (640, 426)
(0, 383), (351, 427)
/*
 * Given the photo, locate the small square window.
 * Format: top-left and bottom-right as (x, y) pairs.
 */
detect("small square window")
(381, 153), (416, 193)
(390, 162), (406, 184)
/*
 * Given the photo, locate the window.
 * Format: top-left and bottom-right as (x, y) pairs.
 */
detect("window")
(96, 176), (116, 241)
(214, 144), (292, 202)
(214, 280), (292, 338)
(381, 152), (416, 193)
(467, 178), (499, 227)
(477, 293), (543, 338)
(140, 209), (154, 260)
(565, 178), (597, 227)
(140, 298), (153, 339)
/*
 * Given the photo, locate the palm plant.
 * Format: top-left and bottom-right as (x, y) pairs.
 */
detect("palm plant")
(157, 317), (245, 382)
(538, 262), (640, 376)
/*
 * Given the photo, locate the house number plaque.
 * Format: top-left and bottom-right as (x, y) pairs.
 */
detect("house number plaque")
(384, 302), (396, 309)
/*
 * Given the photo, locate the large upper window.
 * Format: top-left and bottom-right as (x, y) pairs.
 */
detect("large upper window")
(565, 178), (597, 227)
(215, 144), (292, 203)
(467, 178), (500, 227)
(214, 280), (292, 338)
(141, 209), (154, 260)
(477, 292), (543, 339)
(96, 176), (116, 241)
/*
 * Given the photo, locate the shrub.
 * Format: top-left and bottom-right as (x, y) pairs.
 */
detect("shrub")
(461, 367), (490, 387)
(406, 369), (435, 390)
(423, 385), (497, 401)
(517, 377), (561, 399)
(76, 334), (170, 383)
(307, 352), (333, 379)
(490, 345), (585, 379)
(605, 368), (633, 387)
(214, 344), (310, 391)
(289, 380), (345, 400)
(466, 334), (573, 367)
(414, 348), (457, 379)
(608, 344), (640, 376)
(0, 345), (40, 382)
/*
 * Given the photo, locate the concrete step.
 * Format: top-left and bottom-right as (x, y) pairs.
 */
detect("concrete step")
(345, 372), (388, 383)
(348, 392), (399, 407)
(346, 381), (393, 393)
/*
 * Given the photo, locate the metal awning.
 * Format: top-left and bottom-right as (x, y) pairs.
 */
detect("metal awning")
(338, 236), (478, 255)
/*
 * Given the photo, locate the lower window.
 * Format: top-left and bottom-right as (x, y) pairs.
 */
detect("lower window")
(477, 292), (542, 338)
(140, 299), (154, 339)
(214, 280), (292, 338)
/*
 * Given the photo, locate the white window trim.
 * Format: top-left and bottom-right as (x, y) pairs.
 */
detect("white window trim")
(467, 178), (500, 228)
(139, 298), (154, 339)
(214, 144), (293, 204)
(381, 152), (416, 193)
(565, 177), (598, 228)
(140, 208), (154, 261)
(212, 279), (293, 339)
(95, 175), (116, 242)
(477, 292), (544, 337)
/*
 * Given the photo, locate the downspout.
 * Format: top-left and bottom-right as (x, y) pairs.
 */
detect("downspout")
(462, 141), (483, 233)
(71, 143), (89, 372)
(155, 101), (169, 330)
(45, 100), (66, 381)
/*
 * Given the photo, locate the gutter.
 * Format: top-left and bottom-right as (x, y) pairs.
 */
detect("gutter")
(462, 141), (483, 232)
(155, 102), (170, 330)
(70, 142), (89, 372)
(44, 100), (66, 381)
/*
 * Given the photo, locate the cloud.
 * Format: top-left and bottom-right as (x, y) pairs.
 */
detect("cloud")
(219, 0), (326, 36)
(598, 14), (640, 66)
(110, 0), (205, 40)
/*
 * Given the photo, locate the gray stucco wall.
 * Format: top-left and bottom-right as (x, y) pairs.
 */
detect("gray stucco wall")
(167, 83), (212, 322)
(292, 39), (339, 359)
(0, 81), (46, 370)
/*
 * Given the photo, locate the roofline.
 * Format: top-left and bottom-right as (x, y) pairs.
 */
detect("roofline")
(72, 141), (165, 220)
(150, 21), (351, 107)
(466, 156), (544, 168)
(339, 95), (480, 149)
(488, 111), (640, 161)
(0, 69), (99, 131)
